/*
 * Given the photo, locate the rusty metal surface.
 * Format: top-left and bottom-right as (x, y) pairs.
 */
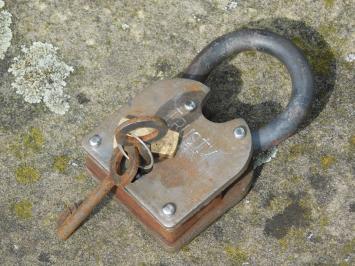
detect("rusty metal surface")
(83, 79), (252, 229)
(56, 177), (115, 240)
(86, 155), (254, 251)
(110, 146), (140, 186)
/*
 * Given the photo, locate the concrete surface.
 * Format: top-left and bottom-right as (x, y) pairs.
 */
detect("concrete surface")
(0, 0), (354, 265)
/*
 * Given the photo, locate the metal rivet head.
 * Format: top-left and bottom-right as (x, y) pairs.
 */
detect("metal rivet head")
(184, 100), (197, 112)
(89, 134), (102, 147)
(162, 203), (176, 216)
(233, 127), (246, 139)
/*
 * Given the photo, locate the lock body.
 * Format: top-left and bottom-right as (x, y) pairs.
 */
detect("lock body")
(83, 79), (253, 250)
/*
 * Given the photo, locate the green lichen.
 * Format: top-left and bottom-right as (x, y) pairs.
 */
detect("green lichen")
(342, 238), (355, 256)
(320, 155), (336, 170)
(180, 245), (190, 252)
(288, 144), (306, 160)
(42, 212), (56, 227)
(23, 127), (44, 152)
(15, 165), (40, 184)
(290, 175), (303, 185)
(323, 0), (335, 9)
(225, 246), (248, 265)
(319, 215), (330, 228)
(349, 135), (355, 146)
(53, 155), (69, 173)
(244, 50), (257, 57)
(9, 127), (44, 159)
(298, 196), (316, 220)
(268, 196), (292, 213)
(12, 199), (33, 219)
(318, 24), (337, 37)
(278, 228), (306, 250)
(292, 36), (334, 75)
(74, 173), (87, 182)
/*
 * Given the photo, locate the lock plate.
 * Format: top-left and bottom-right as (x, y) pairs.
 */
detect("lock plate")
(83, 79), (252, 229)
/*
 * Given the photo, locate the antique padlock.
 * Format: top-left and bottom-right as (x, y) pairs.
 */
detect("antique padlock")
(59, 29), (313, 250)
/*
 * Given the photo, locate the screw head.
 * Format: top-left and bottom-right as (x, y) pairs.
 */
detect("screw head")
(184, 100), (197, 112)
(162, 203), (176, 216)
(89, 134), (102, 147)
(233, 127), (246, 139)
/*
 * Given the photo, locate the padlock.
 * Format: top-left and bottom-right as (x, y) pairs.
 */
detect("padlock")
(81, 29), (314, 251)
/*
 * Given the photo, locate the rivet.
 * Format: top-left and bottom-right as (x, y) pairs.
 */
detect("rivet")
(233, 127), (246, 139)
(184, 100), (197, 112)
(89, 134), (102, 147)
(162, 203), (176, 216)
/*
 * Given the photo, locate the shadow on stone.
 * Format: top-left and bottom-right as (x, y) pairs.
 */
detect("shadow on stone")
(246, 18), (337, 132)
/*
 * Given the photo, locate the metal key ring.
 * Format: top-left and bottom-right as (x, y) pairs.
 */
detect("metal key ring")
(183, 29), (314, 152)
(110, 146), (140, 186)
(115, 116), (168, 147)
(128, 133), (154, 171)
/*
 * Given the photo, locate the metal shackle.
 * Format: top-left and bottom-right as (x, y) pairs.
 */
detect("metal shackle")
(183, 29), (314, 152)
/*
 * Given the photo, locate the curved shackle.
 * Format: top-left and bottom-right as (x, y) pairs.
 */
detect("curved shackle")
(182, 29), (314, 152)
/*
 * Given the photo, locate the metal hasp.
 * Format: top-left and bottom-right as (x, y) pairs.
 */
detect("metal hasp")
(82, 29), (314, 250)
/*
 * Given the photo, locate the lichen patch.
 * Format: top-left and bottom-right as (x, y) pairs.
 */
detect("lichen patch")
(8, 42), (73, 115)
(0, 10), (12, 59)
(15, 165), (40, 184)
(12, 199), (33, 219)
(53, 155), (69, 173)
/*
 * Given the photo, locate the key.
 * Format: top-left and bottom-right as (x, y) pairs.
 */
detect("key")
(57, 116), (169, 240)
(56, 147), (139, 240)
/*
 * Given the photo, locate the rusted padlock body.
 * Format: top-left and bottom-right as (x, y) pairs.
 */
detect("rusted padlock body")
(86, 156), (253, 250)
(83, 79), (253, 250)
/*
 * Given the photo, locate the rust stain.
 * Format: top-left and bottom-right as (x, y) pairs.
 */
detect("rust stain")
(185, 82), (203, 92)
(157, 156), (200, 188)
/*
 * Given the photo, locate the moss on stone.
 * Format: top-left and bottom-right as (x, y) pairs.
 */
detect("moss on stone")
(320, 155), (336, 170)
(288, 144), (306, 160)
(342, 238), (355, 256)
(290, 175), (303, 185)
(9, 127), (44, 159)
(244, 50), (257, 57)
(12, 199), (33, 219)
(268, 196), (292, 213)
(224, 246), (248, 265)
(278, 228), (306, 250)
(319, 215), (330, 228)
(180, 245), (190, 252)
(23, 127), (44, 152)
(323, 0), (335, 9)
(42, 212), (56, 227)
(74, 173), (87, 182)
(318, 24), (337, 37)
(349, 135), (355, 146)
(53, 155), (69, 173)
(15, 165), (40, 184)
(292, 35), (334, 75)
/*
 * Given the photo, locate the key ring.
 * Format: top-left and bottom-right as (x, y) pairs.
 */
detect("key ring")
(110, 146), (140, 186)
(115, 116), (168, 147)
(128, 133), (154, 171)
